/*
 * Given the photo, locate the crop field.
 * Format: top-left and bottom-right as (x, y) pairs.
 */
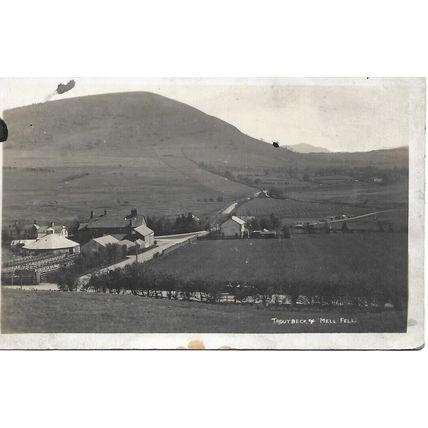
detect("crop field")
(147, 235), (407, 296)
(1, 289), (407, 333)
(236, 197), (372, 221)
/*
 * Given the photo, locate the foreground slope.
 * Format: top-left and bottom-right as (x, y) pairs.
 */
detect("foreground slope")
(2, 289), (407, 333)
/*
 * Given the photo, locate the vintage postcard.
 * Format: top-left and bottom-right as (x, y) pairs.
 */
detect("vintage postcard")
(0, 77), (424, 349)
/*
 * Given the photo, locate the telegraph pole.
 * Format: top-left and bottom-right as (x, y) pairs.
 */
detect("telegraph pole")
(135, 241), (139, 263)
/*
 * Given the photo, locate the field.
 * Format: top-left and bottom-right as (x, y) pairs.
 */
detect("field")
(286, 181), (408, 210)
(1, 289), (407, 334)
(236, 197), (372, 222)
(147, 235), (408, 295)
(2, 162), (254, 225)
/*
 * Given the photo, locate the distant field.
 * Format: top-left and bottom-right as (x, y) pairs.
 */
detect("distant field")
(236, 197), (372, 221)
(2, 162), (253, 225)
(1, 289), (407, 333)
(148, 235), (407, 296)
(330, 209), (408, 232)
(286, 181), (408, 210)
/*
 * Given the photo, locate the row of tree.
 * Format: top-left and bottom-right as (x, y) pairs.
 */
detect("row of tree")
(246, 213), (282, 231)
(314, 166), (408, 184)
(76, 264), (405, 310)
(146, 213), (209, 235)
(50, 243), (127, 290)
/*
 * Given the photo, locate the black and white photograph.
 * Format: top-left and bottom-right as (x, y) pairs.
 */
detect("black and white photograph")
(0, 77), (424, 349)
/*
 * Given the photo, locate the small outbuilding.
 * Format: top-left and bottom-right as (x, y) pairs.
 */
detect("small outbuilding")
(80, 235), (120, 257)
(133, 224), (155, 248)
(220, 216), (247, 238)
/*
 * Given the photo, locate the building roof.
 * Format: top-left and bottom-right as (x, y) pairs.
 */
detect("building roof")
(230, 216), (246, 226)
(38, 225), (67, 234)
(111, 234), (127, 241)
(91, 235), (120, 247)
(11, 239), (37, 247)
(120, 239), (135, 249)
(86, 213), (146, 229)
(134, 224), (154, 237)
(23, 234), (79, 250)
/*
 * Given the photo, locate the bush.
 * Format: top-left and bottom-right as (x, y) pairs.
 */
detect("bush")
(56, 268), (79, 291)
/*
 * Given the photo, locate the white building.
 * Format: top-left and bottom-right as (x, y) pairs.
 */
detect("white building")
(23, 234), (80, 255)
(220, 216), (247, 238)
(133, 224), (155, 248)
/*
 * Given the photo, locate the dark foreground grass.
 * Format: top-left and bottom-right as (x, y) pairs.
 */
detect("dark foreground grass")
(1, 289), (406, 334)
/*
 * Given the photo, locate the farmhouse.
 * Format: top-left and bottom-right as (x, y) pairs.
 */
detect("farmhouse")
(36, 222), (68, 239)
(220, 216), (248, 238)
(7, 221), (68, 240)
(256, 189), (270, 198)
(78, 208), (153, 244)
(23, 234), (80, 255)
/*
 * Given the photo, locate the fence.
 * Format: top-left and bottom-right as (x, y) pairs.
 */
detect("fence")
(2, 253), (78, 273)
(1, 270), (40, 285)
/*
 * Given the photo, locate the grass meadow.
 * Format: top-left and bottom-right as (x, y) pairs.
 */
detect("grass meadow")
(2, 164), (252, 225)
(147, 235), (408, 298)
(1, 289), (407, 333)
(236, 197), (372, 221)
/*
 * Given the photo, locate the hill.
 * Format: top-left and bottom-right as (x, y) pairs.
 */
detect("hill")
(2, 92), (409, 224)
(3, 92), (408, 169)
(3, 92), (291, 167)
(286, 143), (330, 153)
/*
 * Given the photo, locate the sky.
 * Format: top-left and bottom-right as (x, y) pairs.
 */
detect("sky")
(0, 77), (412, 152)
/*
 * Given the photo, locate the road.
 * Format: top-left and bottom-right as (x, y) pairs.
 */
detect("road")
(311, 208), (405, 226)
(78, 231), (209, 287)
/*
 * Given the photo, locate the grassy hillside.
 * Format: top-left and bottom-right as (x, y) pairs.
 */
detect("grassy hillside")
(1, 289), (407, 334)
(286, 143), (330, 153)
(3, 91), (290, 167)
(2, 92), (408, 224)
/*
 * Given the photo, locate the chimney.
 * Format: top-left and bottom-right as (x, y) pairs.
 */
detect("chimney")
(131, 208), (137, 217)
(104, 208), (107, 216)
(90, 210), (94, 219)
(34, 220), (37, 225)
(50, 221), (54, 228)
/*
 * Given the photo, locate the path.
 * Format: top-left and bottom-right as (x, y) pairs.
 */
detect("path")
(78, 231), (209, 287)
(311, 208), (405, 226)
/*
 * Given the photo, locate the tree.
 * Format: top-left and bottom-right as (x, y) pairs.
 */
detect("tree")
(268, 186), (282, 198)
(282, 225), (291, 239)
(256, 282), (274, 307)
(56, 268), (79, 291)
(288, 283), (300, 306)
(342, 221), (351, 233)
(321, 222), (331, 234)
(260, 217), (269, 230)
(269, 213), (281, 230)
